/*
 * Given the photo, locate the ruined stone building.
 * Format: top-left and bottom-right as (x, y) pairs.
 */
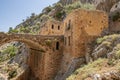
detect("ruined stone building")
(39, 20), (64, 35)
(0, 9), (108, 80)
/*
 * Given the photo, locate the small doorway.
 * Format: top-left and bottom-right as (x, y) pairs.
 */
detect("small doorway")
(56, 42), (59, 50)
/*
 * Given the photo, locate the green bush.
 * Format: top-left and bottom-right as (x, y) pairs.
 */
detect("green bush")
(107, 59), (115, 66)
(53, 3), (65, 20)
(65, 1), (95, 14)
(96, 34), (118, 44)
(1, 46), (17, 59)
(65, 1), (81, 14)
(115, 50), (120, 59)
(54, 10), (65, 20)
(8, 27), (19, 33)
(81, 3), (95, 10)
(8, 69), (17, 79)
(45, 39), (52, 47)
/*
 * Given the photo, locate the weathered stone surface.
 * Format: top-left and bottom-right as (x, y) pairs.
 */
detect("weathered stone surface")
(39, 20), (65, 36)
(94, 0), (120, 13)
(109, 1), (120, 33)
(92, 43), (110, 60)
(92, 70), (120, 80)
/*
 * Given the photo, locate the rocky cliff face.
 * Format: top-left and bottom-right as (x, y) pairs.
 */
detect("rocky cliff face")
(0, 43), (29, 80)
(94, 0), (120, 13)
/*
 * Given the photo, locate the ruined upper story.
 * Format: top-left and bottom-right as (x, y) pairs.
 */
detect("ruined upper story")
(39, 9), (108, 37)
(64, 9), (108, 37)
(39, 20), (65, 36)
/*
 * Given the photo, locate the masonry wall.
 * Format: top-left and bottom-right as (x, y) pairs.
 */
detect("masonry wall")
(40, 20), (65, 35)
(57, 9), (108, 78)
(64, 9), (108, 58)
(28, 49), (43, 80)
(61, 14), (76, 73)
(27, 36), (64, 80)
(42, 38), (64, 80)
(73, 9), (108, 58)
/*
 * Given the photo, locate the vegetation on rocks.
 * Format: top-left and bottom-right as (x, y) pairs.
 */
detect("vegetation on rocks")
(65, 1), (95, 14)
(0, 45), (18, 62)
(8, 69), (17, 79)
(67, 34), (120, 80)
(67, 58), (120, 80)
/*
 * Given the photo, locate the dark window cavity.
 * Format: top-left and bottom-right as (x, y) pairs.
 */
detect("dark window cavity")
(58, 25), (60, 30)
(56, 42), (59, 50)
(52, 24), (54, 29)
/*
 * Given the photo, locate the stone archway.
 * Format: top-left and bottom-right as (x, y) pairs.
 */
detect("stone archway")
(0, 33), (46, 80)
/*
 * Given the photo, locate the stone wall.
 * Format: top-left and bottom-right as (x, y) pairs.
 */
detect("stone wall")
(64, 9), (108, 58)
(39, 20), (65, 36)
(0, 33), (64, 80)
(42, 39), (64, 80)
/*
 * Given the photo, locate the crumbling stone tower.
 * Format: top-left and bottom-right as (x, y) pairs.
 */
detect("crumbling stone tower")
(63, 9), (108, 58)
(55, 9), (108, 79)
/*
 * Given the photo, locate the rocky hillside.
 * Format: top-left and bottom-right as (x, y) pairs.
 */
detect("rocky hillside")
(67, 34), (120, 80)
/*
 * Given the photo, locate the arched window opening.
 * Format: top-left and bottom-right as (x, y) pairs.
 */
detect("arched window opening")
(56, 42), (59, 50)
(52, 24), (54, 29)
(58, 25), (60, 30)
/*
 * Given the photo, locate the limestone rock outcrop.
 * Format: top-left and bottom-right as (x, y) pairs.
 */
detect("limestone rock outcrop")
(94, 0), (120, 13)
(92, 34), (120, 59)
(109, 1), (120, 33)
(92, 70), (120, 80)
